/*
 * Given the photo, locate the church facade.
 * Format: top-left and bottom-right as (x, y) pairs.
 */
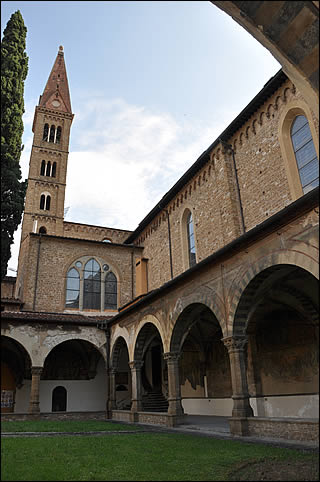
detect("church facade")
(1, 40), (319, 442)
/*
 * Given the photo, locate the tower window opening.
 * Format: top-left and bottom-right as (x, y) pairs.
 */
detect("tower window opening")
(39, 226), (47, 234)
(56, 126), (62, 144)
(40, 194), (45, 210)
(40, 160), (46, 176)
(49, 125), (55, 143)
(43, 124), (49, 141)
(45, 195), (51, 211)
(46, 161), (51, 177)
(52, 162), (57, 177)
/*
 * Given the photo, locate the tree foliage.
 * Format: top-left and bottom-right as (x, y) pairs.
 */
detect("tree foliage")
(1, 10), (28, 280)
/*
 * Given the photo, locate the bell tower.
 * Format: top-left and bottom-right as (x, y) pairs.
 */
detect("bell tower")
(20, 45), (74, 240)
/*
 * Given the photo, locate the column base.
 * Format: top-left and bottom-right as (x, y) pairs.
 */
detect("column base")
(167, 413), (186, 427)
(229, 417), (250, 436)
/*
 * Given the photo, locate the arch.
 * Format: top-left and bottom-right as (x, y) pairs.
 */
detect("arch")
(111, 336), (130, 370)
(52, 386), (67, 412)
(279, 99), (319, 200)
(229, 255), (319, 336)
(132, 316), (165, 361)
(56, 126), (62, 144)
(39, 226), (47, 234)
(45, 161), (51, 177)
(43, 123), (49, 141)
(52, 162), (57, 178)
(49, 124), (55, 143)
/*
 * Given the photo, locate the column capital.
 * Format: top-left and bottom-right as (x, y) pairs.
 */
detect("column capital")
(129, 360), (144, 370)
(222, 336), (248, 352)
(31, 366), (43, 376)
(163, 351), (181, 362)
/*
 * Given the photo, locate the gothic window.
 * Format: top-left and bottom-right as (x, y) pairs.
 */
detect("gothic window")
(291, 115), (319, 194)
(52, 162), (57, 177)
(83, 259), (101, 310)
(40, 160), (46, 176)
(56, 126), (62, 144)
(105, 272), (117, 309)
(66, 268), (80, 309)
(43, 124), (49, 141)
(46, 161), (51, 177)
(49, 125), (55, 143)
(187, 211), (196, 268)
(65, 257), (118, 312)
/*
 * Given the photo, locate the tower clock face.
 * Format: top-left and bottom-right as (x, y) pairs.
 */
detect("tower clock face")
(52, 100), (61, 108)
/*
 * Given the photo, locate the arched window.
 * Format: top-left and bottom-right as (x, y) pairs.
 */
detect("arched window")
(45, 195), (51, 210)
(52, 162), (57, 178)
(105, 272), (117, 309)
(40, 194), (45, 210)
(43, 124), (49, 141)
(46, 161), (51, 177)
(291, 115), (319, 194)
(40, 160), (46, 176)
(66, 268), (80, 308)
(49, 125), (55, 143)
(65, 258), (118, 312)
(187, 212), (196, 268)
(83, 258), (101, 310)
(56, 126), (62, 144)
(39, 226), (47, 234)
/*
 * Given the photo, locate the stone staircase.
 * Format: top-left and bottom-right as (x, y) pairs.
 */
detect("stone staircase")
(142, 389), (169, 412)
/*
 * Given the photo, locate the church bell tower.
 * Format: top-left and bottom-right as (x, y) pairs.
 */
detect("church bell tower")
(20, 45), (74, 240)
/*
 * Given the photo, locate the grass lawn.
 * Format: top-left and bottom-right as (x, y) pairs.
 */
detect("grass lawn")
(1, 421), (318, 481)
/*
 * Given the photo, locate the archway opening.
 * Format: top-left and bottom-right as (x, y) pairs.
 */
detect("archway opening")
(235, 264), (319, 418)
(134, 323), (168, 412)
(111, 337), (131, 410)
(171, 303), (232, 416)
(42, 339), (106, 412)
(1, 336), (32, 413)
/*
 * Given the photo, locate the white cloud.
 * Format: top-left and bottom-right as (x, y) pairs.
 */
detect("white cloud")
(8, 96), (238, 274)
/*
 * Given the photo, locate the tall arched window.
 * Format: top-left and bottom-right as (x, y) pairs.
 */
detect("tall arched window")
(56, 126), (62, 144)
(40, 194), (45, 210)
(105, 272), (117, 309)
(52, 162), (57, 177)
(40, 160), (46, 176)
(45, 195), (51, 210)
(83, 259), (101, 310)
(46, 161), (51, 177)
(66, 268), (80, 308)
(43, 124), (49, 141)
(291, 115), (319, 194)
(187, 212), (196, 268)
(49, 125), (55, 143)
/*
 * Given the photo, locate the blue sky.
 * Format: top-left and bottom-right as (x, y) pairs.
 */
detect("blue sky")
(1, 1), (280, 274)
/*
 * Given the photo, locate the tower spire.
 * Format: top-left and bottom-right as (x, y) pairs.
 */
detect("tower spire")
(39, 45), (72, 113)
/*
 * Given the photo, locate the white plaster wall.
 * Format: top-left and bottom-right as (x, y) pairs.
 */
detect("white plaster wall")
(250, 395), (319, 418)
(182, 398), (233, 416)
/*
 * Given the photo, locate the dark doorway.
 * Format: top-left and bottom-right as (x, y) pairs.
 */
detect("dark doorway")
(52, 386), (67, 412)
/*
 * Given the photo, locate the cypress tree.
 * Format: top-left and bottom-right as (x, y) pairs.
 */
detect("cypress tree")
(1, 10), (29, 280)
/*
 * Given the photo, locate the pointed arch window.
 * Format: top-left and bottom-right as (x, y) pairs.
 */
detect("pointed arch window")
(291, 115), (319, 194)
(66, 268), (80, 308)
(49, 125), (55, 143)
(46, 161), (51, 177)
(65, 258), (118, 312)
(187, 212), (196, 268)
(40, 160), (46, 176)
(43, 124), (49, 141)
(56, 126), (62, 144)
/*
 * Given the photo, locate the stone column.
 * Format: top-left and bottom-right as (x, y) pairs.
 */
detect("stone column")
(129, 360), (144, 413)
(28, 366), (43, 413)
(223, 336), (253, 418)
(163, 352), (184, 426)
(108, 368), (117, 412)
